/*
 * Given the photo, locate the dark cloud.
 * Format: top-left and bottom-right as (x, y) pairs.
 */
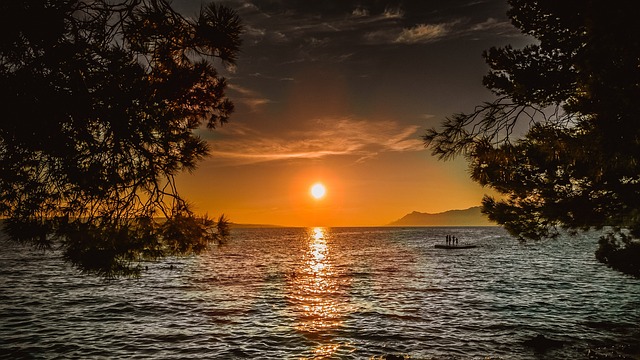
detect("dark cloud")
(223, 0), (516, 50)
(230, 0), (504, 19)
(173, 0), (527, 166)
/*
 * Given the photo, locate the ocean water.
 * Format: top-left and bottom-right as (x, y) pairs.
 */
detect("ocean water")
(1, 226), (639, 359)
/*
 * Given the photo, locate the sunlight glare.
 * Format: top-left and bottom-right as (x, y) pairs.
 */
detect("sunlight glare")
(310, 183), (326, 199)
(313, 227), (324, 241)
(288, 227), (352, 335)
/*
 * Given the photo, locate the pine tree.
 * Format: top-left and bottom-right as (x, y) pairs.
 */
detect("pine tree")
(424, 0), (640, 276)
(0, 0), (241, 276)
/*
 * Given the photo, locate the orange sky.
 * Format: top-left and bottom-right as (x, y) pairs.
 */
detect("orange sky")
(172, 0), (523, 227)
(176, 124), (498, 227)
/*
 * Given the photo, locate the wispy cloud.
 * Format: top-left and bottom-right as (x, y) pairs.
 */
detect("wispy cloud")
(363, 15), (519, 45)
(472, 17), (499, 31)
(207, 117), (424, 165)
(351, 6), (369, 18)
(247, 73), (295, 82)
(383, 6), (404, 19)
(395, 23), (450, 44)
(243, 25), (266, 39)
(469, 17), (516, 35)
(236, 2), (407, 55)
(228, 84), (271, 112)
(233, 1), (518, 52)
(365, 20), (458, 44)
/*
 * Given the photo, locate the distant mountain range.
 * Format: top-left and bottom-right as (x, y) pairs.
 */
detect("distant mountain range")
(387, 206), (494, 226)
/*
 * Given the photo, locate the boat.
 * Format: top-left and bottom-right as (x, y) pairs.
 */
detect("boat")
(434, 244), (477, 249)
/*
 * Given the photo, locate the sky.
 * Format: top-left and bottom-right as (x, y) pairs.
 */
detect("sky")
(171, 0), (530, 227)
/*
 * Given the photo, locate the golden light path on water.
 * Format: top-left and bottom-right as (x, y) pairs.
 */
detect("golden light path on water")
(287, 227), (354, 358)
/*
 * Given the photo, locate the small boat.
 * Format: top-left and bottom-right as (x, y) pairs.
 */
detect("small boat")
(434, 244), (477, 249)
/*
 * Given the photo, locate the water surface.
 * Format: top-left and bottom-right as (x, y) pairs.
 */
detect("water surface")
(1, 227), (639, 359)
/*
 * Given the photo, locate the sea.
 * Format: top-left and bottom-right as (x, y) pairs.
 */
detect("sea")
(1, 226), (639, 359)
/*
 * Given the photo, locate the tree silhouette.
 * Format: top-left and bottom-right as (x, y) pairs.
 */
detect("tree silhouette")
(0, 0), (241, 276)
(424, 0), (640, 276)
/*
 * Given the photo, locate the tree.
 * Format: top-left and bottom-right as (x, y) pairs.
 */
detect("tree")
(424, 0), (640, 276)
(0, 0), (241, 276)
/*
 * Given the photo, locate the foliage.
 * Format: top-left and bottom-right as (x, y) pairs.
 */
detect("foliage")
(423, 0), (640, 276)
(0, 0), (241, 276)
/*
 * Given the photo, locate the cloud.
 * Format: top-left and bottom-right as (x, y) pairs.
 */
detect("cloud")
(228, 84), (271, 112)
(240, 2), (259, 11)
(270, 31), (288, 42)
(383, 6), (404, 19)
(351, 6), (370, 18)
(229, 1), (518, 52)
(243, 25), (266, 44)
(364, 20), (457, 45)
(207, 116), (424, 165)
(471, 17), (499, 31)
(469, 17), (516, 35)
(244, 25), (266, 38)
(247, 73), (296, 82)
(235, 1), (408, 54)
(237, 1), (268, 17)
(395, 23), (450, 44)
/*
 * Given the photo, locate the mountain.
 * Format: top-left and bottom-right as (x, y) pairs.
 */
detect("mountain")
(387, 206), (493, 226)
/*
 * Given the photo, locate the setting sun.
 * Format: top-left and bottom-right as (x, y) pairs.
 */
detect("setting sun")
(310, 183), (326, 199)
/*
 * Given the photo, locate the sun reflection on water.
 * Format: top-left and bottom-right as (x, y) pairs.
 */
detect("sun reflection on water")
(287, 227), (353, 358)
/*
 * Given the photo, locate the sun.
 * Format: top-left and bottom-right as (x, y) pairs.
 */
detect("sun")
(310, 183), (326, 199)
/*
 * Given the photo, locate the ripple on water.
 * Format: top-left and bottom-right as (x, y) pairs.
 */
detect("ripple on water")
(1, 227), (640, 359)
